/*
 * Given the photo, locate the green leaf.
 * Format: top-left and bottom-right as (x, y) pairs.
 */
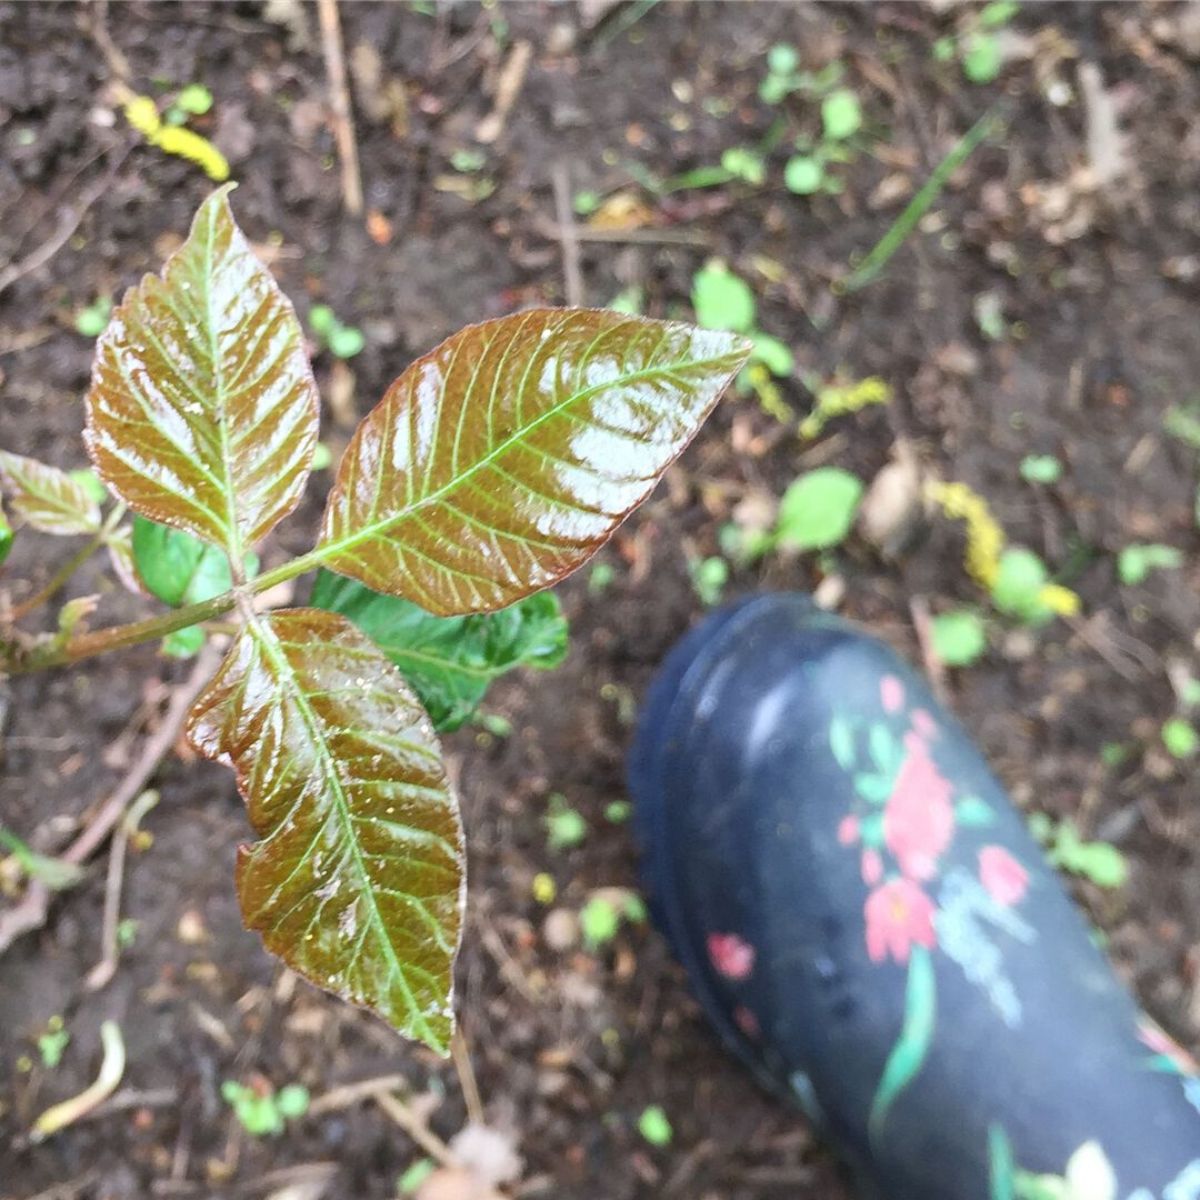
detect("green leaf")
(162, 625), (207, 658)
(580, 895), (620, 948)
(750, 332), (793, 376)
(869, 943), (936, 1140)
(1117, 543), (1182, 586)
(274, 1084), (310, 1118)
(638, 1105), (673, 1147)
(132, 515), (248, 606)
(176, 83), (214, 115)
(821, 89), (862, 141)
(398, 1160), (437, 1194)
(980, 0), (1019, 27)
(75, 299), (112, 338)
(0, 501), (11, 568)
(962, 33), (1003, 83)
(784, 155), (824, 195)
(0, 451), (102, 536)
(720, 147), (765, 185)
(767, 44), (799, 76)
(309, 569), (567, 731)
(1019, 455), (1062, 485)
(689, 555), (728, 607)
(1162, 717), (1197, 759)
(317, 310), (749, 615)
(544, 794), (587, 850)
(187, 609), (463, 1053)
(991, 547), (1053, 624)
(85, 186), (319, 562)
(1069, 842), (1128, 889)
(775, 467), (863, 551)
(328, 324), (365, 359)
(692, 265), (757, 333)
(931, 609), (987, 667)
(309, 303), (337, 337)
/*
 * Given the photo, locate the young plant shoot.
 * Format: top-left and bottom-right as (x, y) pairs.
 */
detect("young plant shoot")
(0, 186), (751, 1054)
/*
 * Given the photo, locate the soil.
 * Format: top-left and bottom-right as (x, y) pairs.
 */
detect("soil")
(3, 3), (1200, 1198)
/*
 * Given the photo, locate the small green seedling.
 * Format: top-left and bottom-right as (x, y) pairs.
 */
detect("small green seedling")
(580, 889), (647, 950)
(689, 555), (729, 607)
(36, 1017), (70, 1069)
(759, 44), (844, 106)
(1028, 814), (1128, 889)
(0, 827), (84, 892)
(74, 297), (112, 338)
(588, 561), (617, 595)
(933, 1), (1018, 85)
(544, 793), (587, 851)
(720, 146), (766, 186)
(774, 467), (863, 553)
(0, 187), (750, 1055)
(783, 88), (863, 197)
(691, 262), (794, 415)
(604, 800), (632, 823)
(449, 147), (488, 174)
(164, 83), (214, 126)
(1118, 543), (1183, 587)
(308, 303), (365, 359)
(637, 1105), (674, 1147)
(990, 547), (1060, 626)
(1162, 718), (1198, 759)
(221, 1080), (310, 1136)
(930, 609), (987, 667)
(1019, 455), (1062, 485)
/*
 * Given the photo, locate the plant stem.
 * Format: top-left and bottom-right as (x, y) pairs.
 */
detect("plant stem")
(10, 536), (103, 622)
(4, 544), (329, 675)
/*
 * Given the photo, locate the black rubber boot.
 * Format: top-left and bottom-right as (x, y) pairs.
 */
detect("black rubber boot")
(629, 594), (1200, 1200)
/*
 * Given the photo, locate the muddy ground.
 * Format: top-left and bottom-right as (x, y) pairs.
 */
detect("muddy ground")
(3, 2), (1200, 1198)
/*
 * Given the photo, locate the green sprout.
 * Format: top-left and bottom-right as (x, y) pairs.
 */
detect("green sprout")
(930, 609), (987, 667)
(637, 1105), (674, 1146)
(689, 555), (729, 607)
(221, 1080), (310, 1136)
(308, 303), (365, 360)
(1028, 814), (1127, 889)
(774, 468), (863, 552)
(1118, 544), (1183, 587)
(580, 889), (646, 949)
(1019, 455), (1062, 485)
(37, 1017), (70, 1069)
(75, 297), (112, 338)
(1162, 718), (1198, 760)
(544, 793), (587, 851)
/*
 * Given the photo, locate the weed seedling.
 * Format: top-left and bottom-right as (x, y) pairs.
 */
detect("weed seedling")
(689, 555), (729, 607)
(637, 1105), (674, 1146)
(1027, 814), (1128, 889)
(1019, 454), (1062, 485)
(544, 793), (588, 851)
(308, 303), (366, 359)
(933, 1), (1019, 85)
(222, 1080), (310, 1136)
(1118, 543), (1182, 587)
(36, 1017), (70, 1069)
(0, 187), (749, 1053)
(74, 297), (112, 339)
(930, 608), (988, 668)
(1162, 718), (1198, 760)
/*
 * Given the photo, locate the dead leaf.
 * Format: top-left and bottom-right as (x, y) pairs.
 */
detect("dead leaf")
(416, 1168), (503, 1200)
(1079, 62), (1132, 189)
(448, 1123), (523, 1189)
(858, 440), (923, 557)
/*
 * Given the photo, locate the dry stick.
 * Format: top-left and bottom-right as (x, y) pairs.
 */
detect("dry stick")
(85, 786), (159, 990)
(450, 1028), (485, 1127)
(476, 39), (533, 145)
(373, 1091), (457, 1167)
(908, 595), (949, 708)
(307, 1073), (409, 1116)
(0, 641), (222, 955)
(0, 153), (128, 298)
(530, 215), (709, 246)
(551, 165), (584, 308)
(316, 0), (363, 216)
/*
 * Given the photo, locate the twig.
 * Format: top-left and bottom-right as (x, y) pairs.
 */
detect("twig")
(451, 1028), (485, 1126)
(475, 39), (533, 144)
(316, 0), (363, 216)
(85, 787), (159, 990)
(0, 642), (222, 955)
(89, 0), (132, 81)
(10, 506), (124, 622)
(308, 1073), (409, 1115)
(373, 1091), (457, 1167)
(0, 153), (129, 298)
(530, 215), (708, 246)
(551, 166), (583, 307)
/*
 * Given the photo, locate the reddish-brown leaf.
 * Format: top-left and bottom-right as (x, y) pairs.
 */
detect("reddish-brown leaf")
(317, 309), (750, 614)
(84, 186), (318, 563)
(0, 451), (101, 536)
(187, 608), (463, 1052)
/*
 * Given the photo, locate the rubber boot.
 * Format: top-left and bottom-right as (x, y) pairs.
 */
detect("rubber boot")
(629, 594), (1200, 1200)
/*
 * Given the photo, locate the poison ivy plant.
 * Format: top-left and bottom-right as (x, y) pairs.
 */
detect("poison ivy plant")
(0, 185), (751, 1053)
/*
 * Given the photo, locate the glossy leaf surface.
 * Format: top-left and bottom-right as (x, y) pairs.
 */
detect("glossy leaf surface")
(187, 608), (462, 1052)
(84, 186), (319, 562)
(0, 451), (101, 536)
(310, 568), (567, 731)
(318, 309), (750, 614)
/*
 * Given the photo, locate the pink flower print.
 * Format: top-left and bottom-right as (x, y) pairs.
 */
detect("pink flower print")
(708, 932), (755, 980)
(864, 878), (937, 964)
(837, 815), (860, 845)
(911, 709), (938, 740)
(979, 846), (1029, 907)
(1139, 1019), (1200, 1074)
(861, 848), (883, 885)
(883, 740), (955, 880)
(881, 675), (905, 715)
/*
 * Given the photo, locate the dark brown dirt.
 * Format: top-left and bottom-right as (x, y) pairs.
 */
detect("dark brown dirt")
(3, 3), (1200, 1198)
